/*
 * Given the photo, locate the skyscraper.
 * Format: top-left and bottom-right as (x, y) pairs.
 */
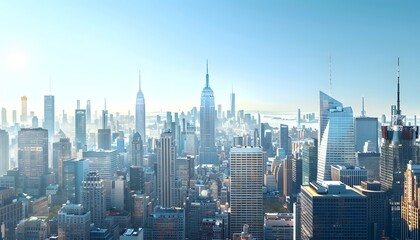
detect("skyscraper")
(130, 132), (144, 167)
(18, 128), (48, 177)
(18, 128), (49, 196)
(44, 95), (55, 138)
(135, 71), (146, 142)
(354, 116), (378, 153)
(157, 130), (175, 208)
(98, 103), (111, 150)
(199, 62), (217, 165)
(317, 91), (355, 182)
(20, 96), (28, 123)
(279, 124), (289, 156)
(75, 109), (87, 152)
(86, 100), (91, 125)
(302, 138), (318, 185)
(230, 89), (236, 119)
(380, 59), (419, 239)
(1, 107), (7, 128)
(53, 138), (72, 187)
(230, 146), (264, 239)
(82, 171), (106, 227)
(0, 129), (9, 175)
(151, 206), (185, 240)
(62, 158), (89, 204)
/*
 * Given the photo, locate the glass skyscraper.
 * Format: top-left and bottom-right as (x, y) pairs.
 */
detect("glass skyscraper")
(135, 71), (146, 142)
(43, 95), (55, 138)
(75, 109), (86, 151)
(317, 91), (355, 182)
(199, 62), (217, 164)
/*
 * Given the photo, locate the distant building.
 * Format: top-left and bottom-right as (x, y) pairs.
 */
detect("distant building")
(15, 216), (49, 240)
(357, 152), (380, 180)
(82, 171), (106, 227)
(331, 165), (367, 187)
(317, 92), (355, 182)
(300, 182), (368, 240)
(0, 129), (9, 176)
(354, 116), (378, 153)
(62, 158), (89, 204)
(83, 150), (118, 180)
(135, 72), (146, 143)
(130, 132), (144, 167)
(75, 109), (87, 151)
(279, 124), (290, 156)
(52, 138), (72, 187)
(44, 95), (55, 138)
(264, 213), (294, 240)
(302, 138), (317, 185)
(20, 96), (28, 123)
(151, 207), (185, 240)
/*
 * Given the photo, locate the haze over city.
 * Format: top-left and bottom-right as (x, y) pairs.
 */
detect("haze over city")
(1, 1), (420, 117)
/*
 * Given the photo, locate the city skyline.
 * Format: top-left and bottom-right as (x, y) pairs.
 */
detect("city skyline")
(1, 1), (420, 118)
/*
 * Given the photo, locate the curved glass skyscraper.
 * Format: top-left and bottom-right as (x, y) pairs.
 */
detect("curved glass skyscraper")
(199, 63), (217, 164)
(317, 91), (355, 182)
(136, 71), (146, 141)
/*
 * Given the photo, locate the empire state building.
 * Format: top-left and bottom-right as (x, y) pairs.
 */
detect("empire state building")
(199, 62), (218, 164)
(135, 71), (146, 141)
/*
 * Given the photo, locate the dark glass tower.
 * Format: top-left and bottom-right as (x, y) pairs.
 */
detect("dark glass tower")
(135, 71), (146, 142)
(199, 62), (217, 164)
(75, 109), (86, 151)
(379, 59), (419, 239)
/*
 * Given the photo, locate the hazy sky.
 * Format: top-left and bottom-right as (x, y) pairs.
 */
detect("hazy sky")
(1, 1), (420, 119)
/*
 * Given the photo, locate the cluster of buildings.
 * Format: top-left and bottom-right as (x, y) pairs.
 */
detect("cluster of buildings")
(0, 60), (420, 240)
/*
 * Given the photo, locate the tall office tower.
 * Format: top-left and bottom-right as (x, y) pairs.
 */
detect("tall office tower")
(264, 213), (294, 240)
(283, 157), (293, 197)
(53, 138), (72, 187)
(44, 95), (55, 138)
(185, 123), (198, 156)
(253, 128), (259, 147)
(401, 162), (420, 240)
(16, 216), (49, 240)
(199, 62), (217, 165)
(0, 129), (9, 175)
(75, 108), (87, 151)
(300, 182), (368, 240)
(83, 150), (118, 180)
(151, 206), (185, 240)
(380, 59), (419, 239)
(62, 158), (89, 204)
(331, 165), (367, 187)
(353, 180), (387, 240)
(130, 193), (150, 229)
(86, 100), (91, 125)
(0, 188), (23, 239)
(98, 101), (111, 150)
(302, 138), (318, 185)
(129, 165), (144, 192)
(1, 107), (7, 127)
(32, 116), (38, 128)
(131, 132), (144, 166)
(18, 128), (48, 196)
(20, 96), (28, 123)
(230, 89), (236, 119)
(279, 124), (290, 156)
(217, 104), (222, 119)
(58, 202), (91, 240)
(136, 71), (146, 142)
(174, 157), (193, 207)
(317, 91), (355, 182)
(82, 171), (106, 227)
(185, 196), (217, 240)
(157, 130), (175, 208)
(230, 147), (264, 239)
(297, 108), (301, 128)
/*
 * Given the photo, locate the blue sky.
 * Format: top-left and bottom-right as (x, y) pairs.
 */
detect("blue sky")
(1, 1), (420, 119)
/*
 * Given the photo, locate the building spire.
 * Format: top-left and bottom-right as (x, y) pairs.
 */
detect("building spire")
(138, 69), (142, 91)
(206, 60), (209, 88)
(361, 97), (366, 117)
(397, 57), (401, 115)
